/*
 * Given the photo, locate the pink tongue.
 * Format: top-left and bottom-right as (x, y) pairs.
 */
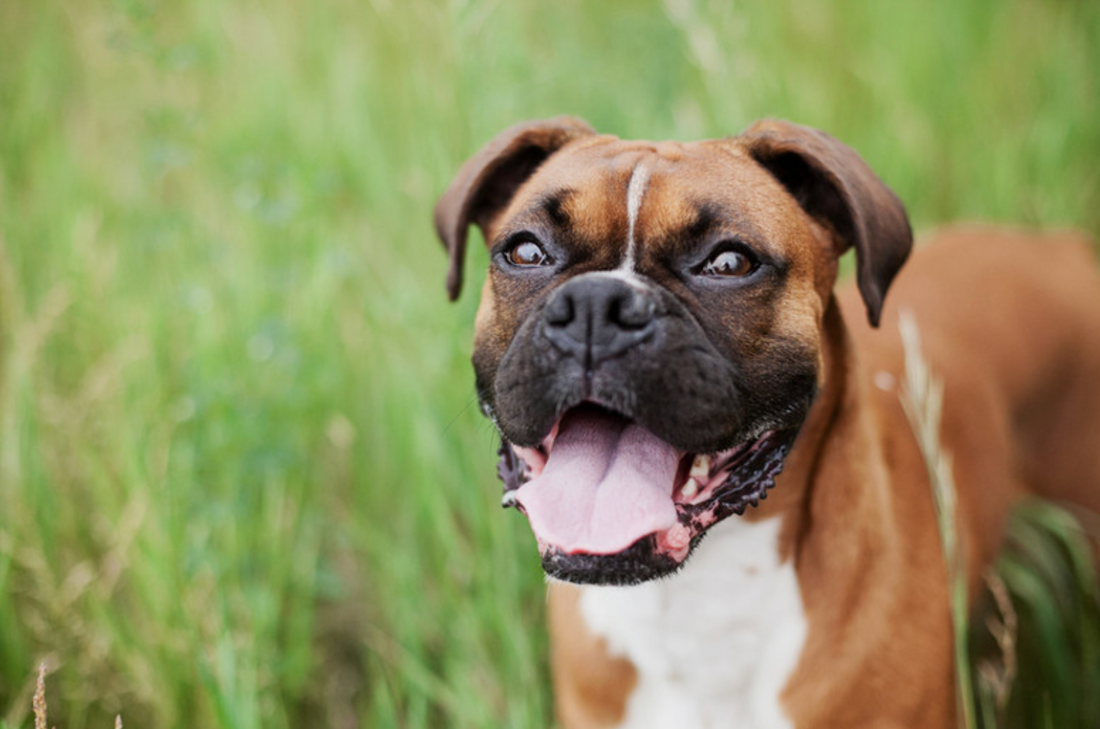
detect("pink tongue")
(514, 409), (681, 554)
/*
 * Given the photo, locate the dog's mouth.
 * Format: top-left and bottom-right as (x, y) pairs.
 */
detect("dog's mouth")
(497, 404), (799, 585)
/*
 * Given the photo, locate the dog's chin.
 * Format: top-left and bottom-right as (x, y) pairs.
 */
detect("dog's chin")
(497, 405), (802, 586)
(541, 534), (702, 586)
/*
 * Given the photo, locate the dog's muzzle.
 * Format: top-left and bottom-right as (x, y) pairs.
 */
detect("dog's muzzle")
(483, 274), (812, 585)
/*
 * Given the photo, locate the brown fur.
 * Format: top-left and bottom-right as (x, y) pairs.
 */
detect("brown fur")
(548, 584), (639, 729)
(436, 119), (1100, 728)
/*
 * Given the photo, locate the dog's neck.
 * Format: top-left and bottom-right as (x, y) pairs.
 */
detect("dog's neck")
(770, 294), (949, 728)
(746, 295), (858, 549)
(764, 294), (908, 599)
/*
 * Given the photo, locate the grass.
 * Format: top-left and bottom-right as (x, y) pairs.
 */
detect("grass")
(27, 664), (121, 729)
(899, 312), (977, 729)
(0, 0), (1098, 727)
(984, 503), (1100, 729)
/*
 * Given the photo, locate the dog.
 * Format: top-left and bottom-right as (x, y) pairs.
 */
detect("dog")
(434, 117), (1100, 728)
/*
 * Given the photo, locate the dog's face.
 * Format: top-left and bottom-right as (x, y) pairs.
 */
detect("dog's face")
(436, 118), (910, 585)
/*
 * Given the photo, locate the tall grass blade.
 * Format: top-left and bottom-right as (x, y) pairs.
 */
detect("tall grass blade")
(899, 311), (978, 729)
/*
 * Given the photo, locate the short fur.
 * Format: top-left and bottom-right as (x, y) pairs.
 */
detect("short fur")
(436, 118), (1100, 727)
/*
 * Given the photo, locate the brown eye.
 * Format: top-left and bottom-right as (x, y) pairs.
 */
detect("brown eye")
(702, 249), (755, 277)
(506, 240), (551, 267)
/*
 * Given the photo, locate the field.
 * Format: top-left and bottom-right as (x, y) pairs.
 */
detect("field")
(0, 0), (1097, 727)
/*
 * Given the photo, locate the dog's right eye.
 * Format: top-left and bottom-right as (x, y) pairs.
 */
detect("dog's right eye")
(696, 241), (762, 280)
(505, 239), (553, 267)
(701, 249), (754, 277)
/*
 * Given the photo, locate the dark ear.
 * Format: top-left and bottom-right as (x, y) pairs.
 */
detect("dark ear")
(434, 117), (596, 300)
(739, 119), (912, 327)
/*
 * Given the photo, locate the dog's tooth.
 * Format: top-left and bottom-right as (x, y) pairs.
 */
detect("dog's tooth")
(690, 454), (711, 479)
(501, 491), (518, 509)
(681, 478), (699, 499)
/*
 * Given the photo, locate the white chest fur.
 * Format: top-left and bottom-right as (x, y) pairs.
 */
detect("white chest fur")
(577, 516), (807, 729)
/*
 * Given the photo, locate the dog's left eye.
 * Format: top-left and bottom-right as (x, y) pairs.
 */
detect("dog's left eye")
(505, 240), (552, 267)
(701, 248), (756, 277)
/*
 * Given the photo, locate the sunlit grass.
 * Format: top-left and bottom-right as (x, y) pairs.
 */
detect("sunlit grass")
(1, 0), (1098, 726)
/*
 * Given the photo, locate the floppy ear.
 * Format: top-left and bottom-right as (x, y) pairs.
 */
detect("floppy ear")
(739, 119), (912, 327)
(434, 117), (596, 300)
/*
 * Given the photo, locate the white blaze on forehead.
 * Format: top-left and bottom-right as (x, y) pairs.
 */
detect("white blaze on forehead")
(622, 158), (654, 271)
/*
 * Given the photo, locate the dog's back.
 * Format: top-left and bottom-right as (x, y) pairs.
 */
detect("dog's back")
(840, 226), (1100, 573)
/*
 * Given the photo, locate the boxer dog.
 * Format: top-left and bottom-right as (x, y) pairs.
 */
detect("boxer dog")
(434, 117), (1100, 728)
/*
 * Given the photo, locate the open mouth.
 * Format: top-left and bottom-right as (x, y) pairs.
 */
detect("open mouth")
(497, 404), (799, 584)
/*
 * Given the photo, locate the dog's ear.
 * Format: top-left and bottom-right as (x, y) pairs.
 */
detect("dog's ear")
(739, 119), (912, 327)
(434, 117), (596, 300)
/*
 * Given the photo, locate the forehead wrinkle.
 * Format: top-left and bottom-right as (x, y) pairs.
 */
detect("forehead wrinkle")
(536, 187), (575, 228)
(492, 186), (576, 243)
(693, 202), (771, 248)
(566, 170), (630, 248)
(643, 190), (781, 260)
(687, 202), (720, 239)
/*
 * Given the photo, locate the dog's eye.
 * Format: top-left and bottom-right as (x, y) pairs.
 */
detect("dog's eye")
(505, 240), (552, 267)
(701, 248), (756, 277)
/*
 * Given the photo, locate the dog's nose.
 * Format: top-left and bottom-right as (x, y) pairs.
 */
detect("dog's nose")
(542, 274), (657, 365)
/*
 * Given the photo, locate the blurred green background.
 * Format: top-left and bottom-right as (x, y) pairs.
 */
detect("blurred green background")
(0, 0), (1097, 727)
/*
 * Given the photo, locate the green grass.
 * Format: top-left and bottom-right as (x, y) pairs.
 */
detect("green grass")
(978, 503), (1100, 729)
(0, 0), (1098, 727)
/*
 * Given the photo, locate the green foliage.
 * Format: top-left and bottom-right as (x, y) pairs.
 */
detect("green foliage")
(972, 502), (1100, 729)
(0, 0), (1097, 727)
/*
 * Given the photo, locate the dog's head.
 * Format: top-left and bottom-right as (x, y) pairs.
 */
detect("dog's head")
(435, 118), (911, 585)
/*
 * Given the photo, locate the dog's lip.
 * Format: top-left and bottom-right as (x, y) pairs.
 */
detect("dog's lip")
(669, 436), (761, 506)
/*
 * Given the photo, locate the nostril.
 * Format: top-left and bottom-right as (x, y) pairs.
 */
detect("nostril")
(544, 291), (575, 327)
(610, 294), (656, 330)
